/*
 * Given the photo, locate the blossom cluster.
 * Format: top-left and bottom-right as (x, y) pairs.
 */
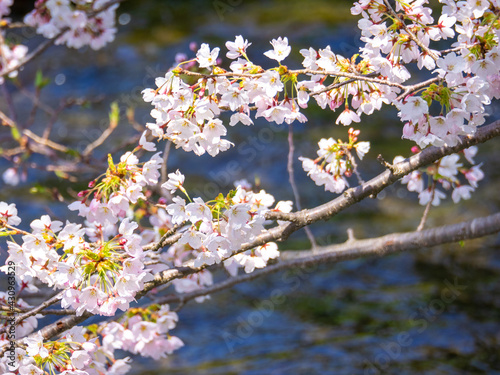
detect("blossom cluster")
(3, 213), (154, 317)
(101, 305), (183, 360)
(140, 0), (500, 167)
(24, 0), (118, 50)
(354, 0), (500, 147)
(0, 0), (27, 83)
(0, 308), (182, 375)
(0, 149), (169, 317)
(0, 150), (288, 319)
(159, 178), (288, 287)
(299, 128), (370, 193)
(395, 146), (484, 206)
(142, 34), (384, 158)
(0, 326), (130, 375)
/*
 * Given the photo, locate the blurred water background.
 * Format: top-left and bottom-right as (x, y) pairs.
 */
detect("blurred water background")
(1, 1), (500, 374)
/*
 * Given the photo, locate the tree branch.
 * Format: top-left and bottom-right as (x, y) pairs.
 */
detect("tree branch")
(142, 120), (500, 297)
(156, 211), (500, 305)
(266, 120), (500, 223)
(5, 210), (499, 354)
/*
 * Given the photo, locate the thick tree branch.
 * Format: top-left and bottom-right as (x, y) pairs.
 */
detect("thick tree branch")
(156, 212), (500, 305)
(265, 120), (500, 224)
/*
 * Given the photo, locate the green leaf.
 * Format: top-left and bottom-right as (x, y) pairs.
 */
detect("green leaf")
(55, 170), (70, 179)
(64, 148), (80, 157)
(107, 154), (116, 173)
(109, 101), (120, 129)
(30, 185), (47, 195)
(35, 70), (50, 90)
(83, 263), (96, 275)
(86, 324), (99, 334)
(10, 126), (21, 141)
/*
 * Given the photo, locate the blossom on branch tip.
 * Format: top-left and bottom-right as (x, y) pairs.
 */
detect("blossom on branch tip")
(0, 202), (21, 226)
(162, 170), (186, 194)
(226, 35), (251, 59)
(263, 36), (291, 62)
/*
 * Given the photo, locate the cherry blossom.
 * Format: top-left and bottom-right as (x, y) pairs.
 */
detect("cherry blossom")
(263, 36), (291, 62)
(0, 202), (21, 226)
(226, 35), (251, 59)
(24, 0), (118, 50)
(162, 170), (185, 194)
(196, 43), (220, 68)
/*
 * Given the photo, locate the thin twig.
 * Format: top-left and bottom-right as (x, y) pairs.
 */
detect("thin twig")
(82, 122), (117, 157)
(143, 223), (185, 252)
(396, 76), (442, 101)
(287, 123), (317, 248)
(160, 140), (172, 186)
(312, 72), (380, 95)
(346, 149), (365, 185)
(23, 129), (69, 153)
(417, 181), (436, 231)
(377, 154), (396, 172)
(0, 83), (17, 124)
(0, 34), (62, 78)
(382, 0), (439, 61)
(0, 290), (64, 335)
(0, 0), (126, 78)
(0, 108), (17, 128)
(179, 68), (407, 90)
